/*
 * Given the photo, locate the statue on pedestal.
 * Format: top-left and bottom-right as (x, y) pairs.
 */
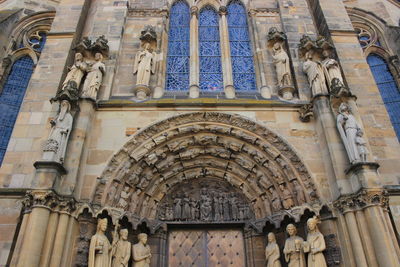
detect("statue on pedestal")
(356, 129), (368, 162)
(279, 183), (294, 210)
(132, 233), (151, 267)
(58, 52), (87, 101)
(303, 51), (328, 96)
(111, 229), (131, 267)
(133, 43), (156, 99)
(321, 50), (343, 89)
(82, 52), (105, 100)
(283, 224), (306, 267)
(42, 100), (73, 163)
(89, 218), (112, 267)
(303, 217), (327, 267)
(265, 232), (281, 267)
(272, 42), (294, 100)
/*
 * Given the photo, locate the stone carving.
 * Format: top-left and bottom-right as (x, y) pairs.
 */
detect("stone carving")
(139, 25), (157, 43)
(269, 187), (283, 212)
(57, 52), (87, 102)
(89, 218), (112, 267)
(74, 35), (110, 58)
(43, 100), (73, 164)
(279, 183), (294, 210)
(140, 195), (150, 217)
(321, 50), (343, 89)
(333, 189), (388, 213)
(291, 180), (306, 205)
(298, 103), (314, 122)
(133, 43), (156, 99)
(336, 103), (366, 164)
(303, 217), (327, 267)
(116, 185), (132, 210)
(271, 42), (295, 100)
(265, 232), (281, 267)
(324, 234), (341, 266)
(111, 229), (131, 267)
(81, 52), (105, 100)
(132, 233), (151, 267)
(303, 51), (329, 96)
(129, 188), (142, 213)
(355, 129), (367, 162)
(284, 224), (306, 267)
(261, 194), (272, 216)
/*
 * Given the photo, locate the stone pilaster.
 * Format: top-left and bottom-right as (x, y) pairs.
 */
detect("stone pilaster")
(189, 6), (200, 98)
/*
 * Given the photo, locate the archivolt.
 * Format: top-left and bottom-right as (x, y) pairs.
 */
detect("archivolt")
(92, 112), (322, 228)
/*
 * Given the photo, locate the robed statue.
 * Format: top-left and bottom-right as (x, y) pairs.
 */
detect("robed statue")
(82, 52), (105, 100)
(59, 52), (87, 100)
(303, 51), (328, 96)
(283, 224), (306, 267)
(133, 43), (156, 86)
(111, 229), (131, 267)
(272, 42), (292, 88)
(303, 217), (327, 267)
(132, 233), (151, 267)
(89, 218), (112, 267)
(265, 232), (281, 267)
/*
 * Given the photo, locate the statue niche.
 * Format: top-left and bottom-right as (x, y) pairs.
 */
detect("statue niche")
(157, 178), (254, 223)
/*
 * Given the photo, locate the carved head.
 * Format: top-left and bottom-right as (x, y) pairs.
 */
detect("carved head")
(95, 52), (103, 61)
(75, 52), (83, 61)
(286, 224), (297, 236)
(138, 233), (148, 244)
(120, 229), (129, 240)
(305, 51), (313, 60)
(267, 232), (276, 243)
(97, 218), (108, 233)
(338, 102), (350, 114)
(307, 217), (319, 232)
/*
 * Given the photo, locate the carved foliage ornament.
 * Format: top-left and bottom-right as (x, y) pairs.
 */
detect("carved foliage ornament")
(333, 189), (388, 213)
(22, 190), (76, 213)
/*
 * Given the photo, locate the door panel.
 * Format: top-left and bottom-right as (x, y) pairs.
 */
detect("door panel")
(168, 229), (245, 267)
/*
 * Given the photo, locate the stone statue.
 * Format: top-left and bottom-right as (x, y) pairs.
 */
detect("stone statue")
(201, 194), (212, 221)
(129, 188), (142, 213)
(111, 229), (131, 267)
(279, 183), (295, 209)
(336, 103), (362, 164)
(230, 192), (239, 221)
(265, 232), (281, 267)
(89, 218), (112, 267)
(303, 51), (328, 96)
(59, 52), (87, 100)
(190, 199), (198, 220)
(261, 194), (272, 216)
(213, 194), (221, 221)
(133, 43), (156, 86)
(132, 233), (151, 267)
(116, 185), (131, 210)
(272, 42), (292, 88)
(173, 196), (182, 220)
(82, 52), (105, 100)
(222, 194), (230, 221)
(283, 224), (306, 267)
(355, 129), (367, 162)
(140, 195), (149, 218)
(291, 180), (306, 205)
(182, 193), (190, 220)
(303, 217), (327, 267)
(321, 50), (343, 89)
(43, 100), (73, 163)
(269, 187), (283, 212)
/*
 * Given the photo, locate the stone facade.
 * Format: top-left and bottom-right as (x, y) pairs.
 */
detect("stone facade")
(0, 0), (399, 266)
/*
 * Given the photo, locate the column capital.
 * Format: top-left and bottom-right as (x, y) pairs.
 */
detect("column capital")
(333, 188), (388, 213)
(22, 190), (76, 214)
(219, 6), (227, 16)
(190, 6), (199, 17)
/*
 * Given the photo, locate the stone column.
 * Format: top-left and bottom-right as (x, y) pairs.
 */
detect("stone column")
(219, 6), (235, 99)
(39, 212), (59, 267)
(9, 213), (30, 266)
(49, 213), (70, 267)
(189, 6), (200, 98)
(343, 211), (368, 266)
(354, 210), (379, 267)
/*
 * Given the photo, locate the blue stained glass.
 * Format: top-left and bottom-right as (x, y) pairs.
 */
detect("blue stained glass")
(367, 54), (400, 141)
(227, 1), (256, 91)
(199, 6), (223, 92)
(0, 56), (34, 164)
(166, 1), (190, 91)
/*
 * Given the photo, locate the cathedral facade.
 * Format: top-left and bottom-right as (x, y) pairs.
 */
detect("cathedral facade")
(0, 0), (400, 266)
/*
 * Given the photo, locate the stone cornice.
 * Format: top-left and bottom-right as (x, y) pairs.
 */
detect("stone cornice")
(333, 189), (388, 213)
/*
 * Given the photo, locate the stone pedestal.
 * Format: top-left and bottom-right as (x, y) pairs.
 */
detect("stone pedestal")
(133, 84), (151, 100)
(260, 86), (272, 99)
(189, 84), (200, 98)
(278, 85), (295, 100)
(224, 84), (235, 99)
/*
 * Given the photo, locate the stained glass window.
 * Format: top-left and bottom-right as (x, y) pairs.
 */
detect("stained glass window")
(165, 0), (190, 91)
(227, 0), (256, 91)
(199, 6), (223, 92)
(367, 54), (400, 141)
(0, 56), (34, 164)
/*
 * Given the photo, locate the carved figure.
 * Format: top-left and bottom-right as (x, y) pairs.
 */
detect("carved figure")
(140, 196), (149, 218)
(261, 194), (272, 216)
(116, 186), (131, 210)
(133, 43), (156, 86)
(223, 194), (230, 221)
(182, 193), (190, 220)
(265, 232), (281, 267)
(43, 100), (73, 163)
(336, 103), (362, 164)
(291, 180), (306, 205)
(213, 195), (221, 221)
(279, 183), (295, 209)
(303, 217), (327, 267)
(355, 129), (367, 162)
(111, 229), (131, 267)
(129, 189), (142, 213)
(82, 53), (105, 100)
(60, 52), (87, 100)
(230, 192), (239, 221)
(173, 197), (182, 220)
(89, 218), (112, 267)
(303, 51), (328, 96)
(132, 233), (151, 267)
(190, 199), (198, 220)
(283, 224), (306, 267)
(200, 194), (212, 221)
(269, 187), (283, 212)
(321, 50), (343, 89)
(272, 42), (292, 88)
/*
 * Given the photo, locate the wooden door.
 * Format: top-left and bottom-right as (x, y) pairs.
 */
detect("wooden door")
(168, 229), (245, 267)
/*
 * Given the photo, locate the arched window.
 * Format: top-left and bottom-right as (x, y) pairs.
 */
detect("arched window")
(0, 56), (34, 164)
(227, 0), (256, 91)
(367, 54), (400, 140)
(165, 1), (190, 91)
(199, 6), (223, 92)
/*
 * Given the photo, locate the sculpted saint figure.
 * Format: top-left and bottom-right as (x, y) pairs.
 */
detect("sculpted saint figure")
(265, 232), (281, 267)
(140, 195), (149, 218)
(173, 197), (182, 220)
(355, 129), (367, 162)
(303, 217), (327, 267)
(291, 180), (306, 205)
(182, 193), (190, 220)
(43, 100), (73, 163)
(303, 51), (328, 96)
(116, 186), (131, 210)
(336, 103), (362, 164)
(283, 224), (306, 267)
(279, 183), (295, 210)
(61, 52), (87, 96)
(261, 194), (272, 216)
(272, 42), (292, 88)
(321, 50), (343, 88)
(269, 187), (283, 212)
(129, 188), (142, 213)
(89, 218), (112, 267)
(132, 233), (151, 267)
(111, 229), (131, 267)
(133, 43), (156, 86)
(82, 52), (105, 100)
